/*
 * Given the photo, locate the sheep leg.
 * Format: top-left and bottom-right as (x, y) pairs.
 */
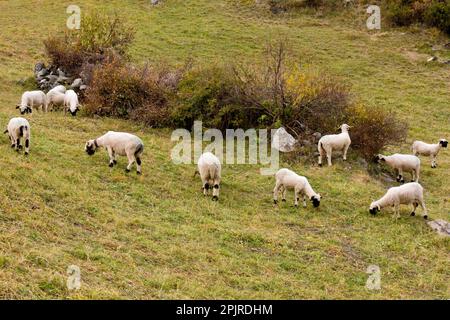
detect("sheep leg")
(414, 167), (420, 182)
(212, 178), (220, 201)
(107, 147), (115, 167)
(294, 187), (299, 208)
(397, 169), (404, 183)
(273, 181), (281, 204)
(125, 153), (136, 173)
(303, 194), (307, 208)
(410, 202), (418, 216)
(281, 186), (287, 202)
(135, 155), (142, 175)
(16, 137), (21, 151)
(419, 199), (428, 219)
(25, 137), (29, 155)
(203, 179), (210, 196)
(392, 204), (400, 219)
(431, 155), (437, 168)
(9, 135), (15, 148)
(326, 150), (332, 167)
(318, 150), (324, 166)
(343, 144), (349, 161)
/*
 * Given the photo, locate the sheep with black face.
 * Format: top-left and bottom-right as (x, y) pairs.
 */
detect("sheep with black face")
(16, 90), (47, 114)
(197, 152), (222, 201)
(4, 117), (31, 155)
(374, 153), (421, 183)
(273, 168), (321, 208)
(64, 90), (80, 116)
(318, 124), (351, 166)
(85, 131), (144, 175)
(369, 182), (427, 219)
(412, 139), (448, 168)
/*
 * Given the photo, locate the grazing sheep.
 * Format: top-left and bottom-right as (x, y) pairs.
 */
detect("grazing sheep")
(46, 85), (66, 111)
(412, 139), (448, 168)
(4, 117), (31, 155)
(85, 131), (144, 174)
(318, 124), (351, 166)
(369, 182), (428, 219)
(375, 153), (420, 183)
(273, 168), (321, 208)
(197, 152), (221, 201)
(64, 90), (80, 116)
(16, 90), (47, 114)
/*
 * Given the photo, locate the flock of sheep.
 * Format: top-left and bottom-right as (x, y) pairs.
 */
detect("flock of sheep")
(3, 88), (448, 220)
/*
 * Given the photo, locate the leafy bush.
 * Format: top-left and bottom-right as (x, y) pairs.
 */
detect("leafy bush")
(172, 41), (408, 160)
(385, 0), (450, 34)
(44, 11), (134, 76)
(84, 58), (171, 127)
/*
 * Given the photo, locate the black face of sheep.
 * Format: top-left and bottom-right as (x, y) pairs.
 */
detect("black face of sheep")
(369, 206), (379, 215)
(16, 106), (32, 115)
(85, 142), (96, 156)
(70, 109), (78, 116)
(311, 196), (321, 208)
(440, 140), (448, 148)
(373, 155), (385, 164)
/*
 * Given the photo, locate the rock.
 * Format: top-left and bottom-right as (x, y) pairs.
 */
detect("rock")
(79, 85), (87, 90)
(272, 127), (297, 152)
(71, 78), (83, 88)
(380, 173), (395, 183)
(444, 42), (450, 50)
(312, 132), (322, 142)
(357, 157), (368, 169)
(46, 75), (58, 83)
(427, 219), (450, 237)
(427, 56), (438, 62)
(151, 0), (159, 4)
(302, 139), (312, 147)
(34, 62), (45, 73)
(36, 68), (48, 78)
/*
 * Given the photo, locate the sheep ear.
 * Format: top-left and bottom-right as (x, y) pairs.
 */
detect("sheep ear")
(377, 205), (381, 211)
(16, 105), (20, 109)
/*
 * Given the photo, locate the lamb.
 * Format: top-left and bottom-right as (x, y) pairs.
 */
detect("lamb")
(46, 85), (66, 111)
(273, 168), (321, 208)
(197, 152), (222, 201)
(369, 182), (428, 219)
(64, 90), (80, 116)
(4, 117), (31, 155)
(85, 131), (144, 175)
(375, 153), (420, 183)
(318, 124), (351, 166)
(16, 90), (47, 114)
(412, 139), (448, 168)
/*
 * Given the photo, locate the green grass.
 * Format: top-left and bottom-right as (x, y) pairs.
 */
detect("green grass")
(0, 0), (448, 299)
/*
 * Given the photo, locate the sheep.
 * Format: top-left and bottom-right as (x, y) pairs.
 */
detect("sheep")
(16, 90), (47, 114)
(197, 152), (221, 201)
(3, 117), (31, 155)
(375, 153), (420, 183)
(85, 131), (144, 174)
(369, 182), (428, 219)
(318, 124), (351, 166)
(412, 139), (448, 168)
(64, 90), (80, 116)
(273, 168), (321, 208)
(46, 85), (66, 111)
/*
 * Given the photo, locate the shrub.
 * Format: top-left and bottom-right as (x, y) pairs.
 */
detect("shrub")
(84, 58), (170, 127)
(347, 104), (408, 160)
(44, 11), (134, 76)
(384, 0), (450, 34)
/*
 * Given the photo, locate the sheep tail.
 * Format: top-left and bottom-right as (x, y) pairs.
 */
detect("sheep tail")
(319, 141), (325, 152)
(134, 143), (144, 157)
(19, 125), (28, 137)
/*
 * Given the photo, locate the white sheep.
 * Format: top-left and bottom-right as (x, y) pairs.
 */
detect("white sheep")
(197, 152), (222, 201)
(369, 182), (428, 219)
(85, 131), (144, 174)
(412, 139), (448, 168)
(273, 168), (321, 208)
(16, 90), (47, 114)
(46, 85), (66, 111)
(318, 124), (351, 166)
(4, 117), (31, 155)
(375, 153), (420, 183)
(64, 90), (80, 116)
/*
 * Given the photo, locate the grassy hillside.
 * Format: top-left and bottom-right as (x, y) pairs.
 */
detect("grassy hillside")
(0, 0), (448, 299)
